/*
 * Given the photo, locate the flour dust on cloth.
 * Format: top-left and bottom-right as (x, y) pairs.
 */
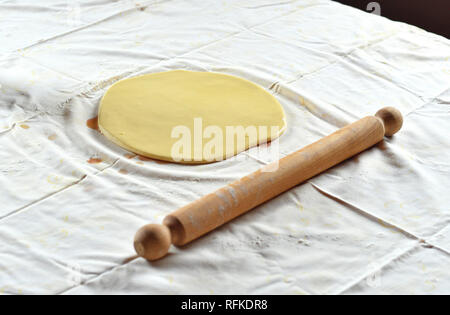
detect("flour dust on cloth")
(99, 70), (287, 164)
(1, 0), (450, 295)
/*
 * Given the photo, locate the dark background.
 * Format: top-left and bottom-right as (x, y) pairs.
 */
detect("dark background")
(333, 0), (449, 38)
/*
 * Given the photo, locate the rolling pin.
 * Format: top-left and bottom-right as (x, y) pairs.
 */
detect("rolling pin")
(134, 107), (403, 261)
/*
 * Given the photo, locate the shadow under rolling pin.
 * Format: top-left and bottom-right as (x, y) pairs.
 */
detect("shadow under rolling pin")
(134, 107), (403, 261)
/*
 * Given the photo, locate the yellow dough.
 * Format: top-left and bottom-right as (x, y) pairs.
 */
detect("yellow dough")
(98, 70), (286, 164)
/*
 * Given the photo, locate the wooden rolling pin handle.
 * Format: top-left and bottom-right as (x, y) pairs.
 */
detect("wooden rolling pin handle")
(134, 107), (403, 261)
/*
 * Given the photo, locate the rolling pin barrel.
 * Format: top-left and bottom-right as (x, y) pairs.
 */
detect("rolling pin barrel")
(134, 107), (403, 261)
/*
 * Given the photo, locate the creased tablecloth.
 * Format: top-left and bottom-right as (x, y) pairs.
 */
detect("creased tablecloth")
(0, 0), (449, 295)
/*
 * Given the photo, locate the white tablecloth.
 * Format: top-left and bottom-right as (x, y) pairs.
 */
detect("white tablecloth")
(0, 0), (449, 295)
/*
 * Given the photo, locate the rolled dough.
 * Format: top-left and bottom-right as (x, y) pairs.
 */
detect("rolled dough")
(98, 70), (286, 164)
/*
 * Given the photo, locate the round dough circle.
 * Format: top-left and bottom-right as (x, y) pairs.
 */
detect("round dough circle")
(99, 70), (286, 164)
